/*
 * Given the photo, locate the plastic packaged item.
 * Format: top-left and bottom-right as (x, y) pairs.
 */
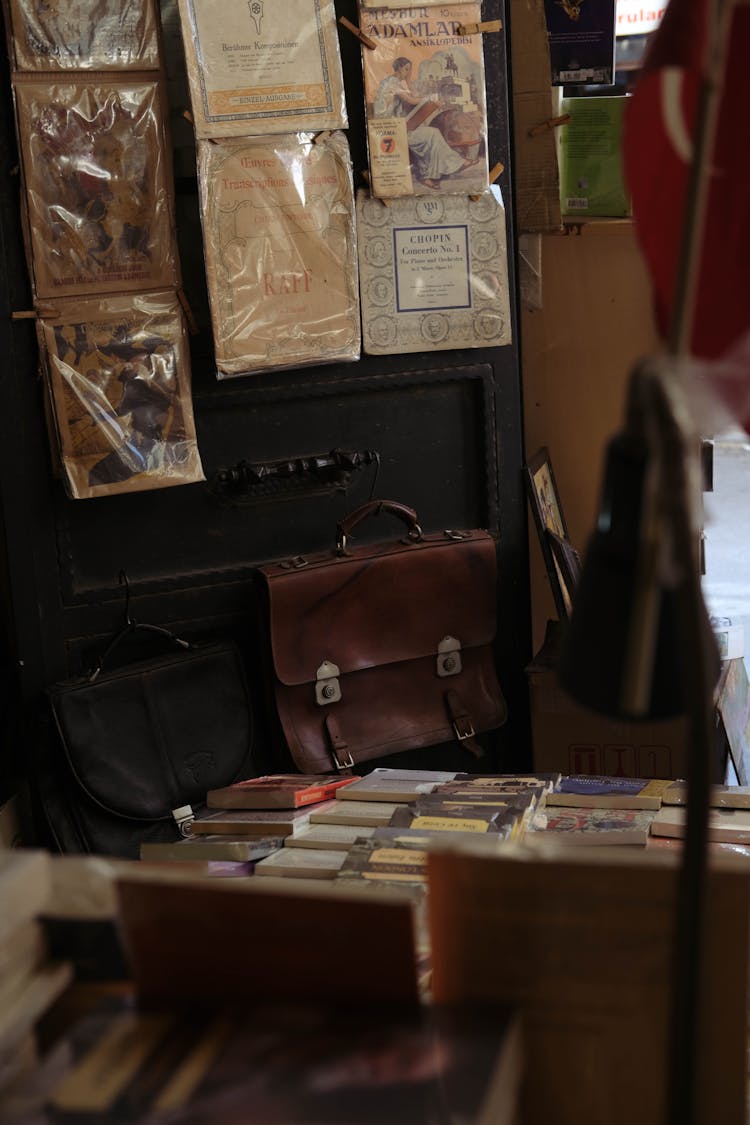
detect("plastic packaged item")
(197, 131), (360, 378)
(6, 0), (160, 71)
(177, 0), (347, 138)
(37, 290), (204, 499)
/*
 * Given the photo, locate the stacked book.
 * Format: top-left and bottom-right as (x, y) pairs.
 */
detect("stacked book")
(0, 849), (72, 1120)
(193, 769), (558, 890)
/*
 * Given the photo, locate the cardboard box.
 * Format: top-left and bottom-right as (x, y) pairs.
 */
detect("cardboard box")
(527, 622), (728, 781)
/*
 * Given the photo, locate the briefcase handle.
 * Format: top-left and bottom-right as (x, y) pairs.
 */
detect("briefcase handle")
(336, 499), (423, 555)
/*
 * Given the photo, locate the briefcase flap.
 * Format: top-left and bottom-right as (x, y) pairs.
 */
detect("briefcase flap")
(48, 641), (254, 822)
(261, 530), (497, 688)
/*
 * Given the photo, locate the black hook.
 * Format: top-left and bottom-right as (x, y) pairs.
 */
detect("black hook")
(118, 570), (134, 626)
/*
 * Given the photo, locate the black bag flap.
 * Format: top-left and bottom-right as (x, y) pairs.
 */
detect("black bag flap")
(47, 641), (253, 822)
(260, 530), (498, 688)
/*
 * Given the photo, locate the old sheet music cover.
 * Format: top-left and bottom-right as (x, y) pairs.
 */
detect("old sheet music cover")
(359, 3), (488, 199)
(14, 80), (179, 298)
(357, 188), (511, 355)
(197, 131), (360, 378)
(177, 0), (346, 138)
(6, 0), (160, 70)
(38, 291), (204, 499)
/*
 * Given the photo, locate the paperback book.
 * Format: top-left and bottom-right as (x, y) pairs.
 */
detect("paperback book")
(189, 803), (335, 837)
(207, 774), (359, 810)
(544, 0), (616, 85)
(7, 0), (160, 70)
(334, 768), (458, 804)
(356, 188), (511, 355)
(284, 823), (377, 850)
(254, 847), (347, 880)
(196, 131), (360, 377)
(559, 96), (630, 218)
(337, 836), (431, 885)
(650, 806), (750, 844)
(390, 803), (521, 839)
(526, 806), (655, 846)
(662, 782), (750, 809)
(38, 291), (204, 499)
(177, 0), (347, 138)
(546, 775), (672, 810)
(14, 80), (179, 298)
(139, 836), (285, 862)
(309, 800), (402, 827)
(358, 2), (489, 199)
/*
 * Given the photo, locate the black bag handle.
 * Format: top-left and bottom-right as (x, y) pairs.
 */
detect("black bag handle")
(89, 571), (192, 681)
(336, 499), (423, 555)
(90, 622), (191, 682)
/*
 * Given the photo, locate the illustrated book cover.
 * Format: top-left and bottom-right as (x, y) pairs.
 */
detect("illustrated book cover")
(197, 130), (360, 377)
(650, 806), (750, 843)
(177, 0), (347, 138)
(526, 806), (656, 845)
(42, 995), (521, 1124)
(356, 187), (511, 354)
(189, 802), (336, 837)
(254, 847), (348, 879)
(7, 0), (160, 70)
(545, 775), (672, 810)
(38, 290), (204, 499)
(207, 773), (359, 809)
(358, 3), (489, 199)
(334, 767), (458, 803)
(14, 80), (179, 298)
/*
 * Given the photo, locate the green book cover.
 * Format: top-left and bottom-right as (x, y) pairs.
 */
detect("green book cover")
(559, 96), (631, 218)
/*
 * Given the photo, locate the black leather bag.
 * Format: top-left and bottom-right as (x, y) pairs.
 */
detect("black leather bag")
(38, 624), (255, 859)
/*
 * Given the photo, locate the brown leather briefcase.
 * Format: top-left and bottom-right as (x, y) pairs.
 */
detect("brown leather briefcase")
(257, 500), (507, 773)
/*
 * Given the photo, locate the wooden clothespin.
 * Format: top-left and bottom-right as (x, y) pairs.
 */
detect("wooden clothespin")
(314, 130), (333, 145)
(11, 310), (37, 321)
(457, 19), (502, 33)
(338, 16), (376, 49)
(528, 113), (571, 137)
(177, 288), (199, 336)
(182, 108), (195, 126)
(361, 169), (391, 206)
(469, 162), (504, 201)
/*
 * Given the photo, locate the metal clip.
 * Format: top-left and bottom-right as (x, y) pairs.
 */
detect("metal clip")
(437, 636), (462, 677)
(172, 804), (195, 837)
(444, 529), (471, 540)
(316, 660), (341, 705)
(280, 555), (308, 569)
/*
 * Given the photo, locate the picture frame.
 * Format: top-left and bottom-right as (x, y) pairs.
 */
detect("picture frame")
(524, 446), (577, 621)
(546, 528), (582, 622)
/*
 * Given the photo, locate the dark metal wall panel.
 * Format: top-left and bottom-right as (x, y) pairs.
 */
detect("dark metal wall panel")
(0, 0), (532, 794)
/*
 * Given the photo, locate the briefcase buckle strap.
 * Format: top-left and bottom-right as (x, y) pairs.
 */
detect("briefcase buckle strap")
(323, 713), (354, 771)
(444, 688), (484, 758)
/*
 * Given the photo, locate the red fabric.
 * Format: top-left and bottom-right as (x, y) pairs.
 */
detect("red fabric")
(623, 0), (750, 428)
